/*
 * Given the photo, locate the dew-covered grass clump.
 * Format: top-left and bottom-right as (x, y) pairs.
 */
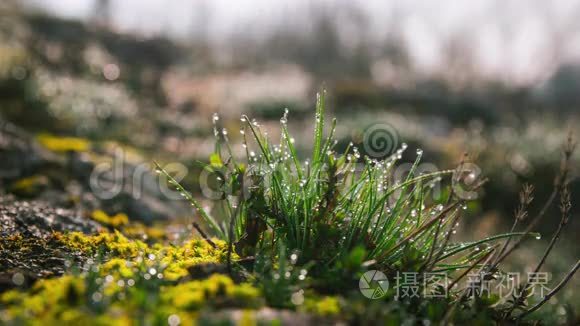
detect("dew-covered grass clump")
(150, 92), (578, 324)
(1, 92), (577, 325)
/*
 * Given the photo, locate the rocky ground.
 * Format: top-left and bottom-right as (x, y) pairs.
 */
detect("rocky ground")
(0, 197), (98, 289)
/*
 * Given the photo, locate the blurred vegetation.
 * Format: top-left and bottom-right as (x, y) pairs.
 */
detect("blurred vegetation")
(0, 1), (579, 324)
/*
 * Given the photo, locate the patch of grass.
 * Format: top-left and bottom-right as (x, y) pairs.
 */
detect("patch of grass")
(157, 91), (527, 268)
(154, 91), (578, 323)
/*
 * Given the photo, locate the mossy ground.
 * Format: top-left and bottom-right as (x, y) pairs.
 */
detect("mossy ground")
(0, 222), (341, 325)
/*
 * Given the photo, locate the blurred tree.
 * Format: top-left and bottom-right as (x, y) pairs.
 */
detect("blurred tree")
(542, 64), (580, 110)
(91, 0), (111, 28)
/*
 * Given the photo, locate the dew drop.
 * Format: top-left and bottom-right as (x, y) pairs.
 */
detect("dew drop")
(168, 314), (181, 326)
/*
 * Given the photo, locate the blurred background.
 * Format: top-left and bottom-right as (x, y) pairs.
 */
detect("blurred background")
(0, 0), (578, 303)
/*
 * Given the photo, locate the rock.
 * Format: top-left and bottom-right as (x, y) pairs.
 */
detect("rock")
(0, 120), (60, 181)
(0, 196), (102, 237)
(0, 121), (189, 224)
(0, 197), (100, 291)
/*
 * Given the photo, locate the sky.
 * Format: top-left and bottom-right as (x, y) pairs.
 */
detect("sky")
(23, 0), (580, 84)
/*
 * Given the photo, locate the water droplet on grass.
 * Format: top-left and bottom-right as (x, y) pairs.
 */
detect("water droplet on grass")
(290, 253), (298, 262)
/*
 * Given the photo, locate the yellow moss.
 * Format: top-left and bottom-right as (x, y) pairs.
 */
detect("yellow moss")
(231, 284), (261, 303)
(102, 141), (144, 164)
(239, 310), (256, 326)
(9, 175), (49, 196)
(160, 274), (262, 311)
(54, 231), (148, 258)
(122, 223), (167, 241)
(2, 232), (261, 325)
(91, 210), (129, 228)
(155, 238), (235, 281)
(37, 134), (90, 152)
(304, 296), (341, 317)
(1, 275), (87, 320)
(53, 231), (237, 283)
(100, 258), (135, 279)
(0, 274), (136, 325)
(1, 273), (260, 324)
(161, 263), (191, 281)
(1, 289), (23, 304)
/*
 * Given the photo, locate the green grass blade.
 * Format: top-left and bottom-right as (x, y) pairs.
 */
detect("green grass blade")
(312, 90), (325, 164)
(436, 232), (540, 262)
(154, 161), (225, 239)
